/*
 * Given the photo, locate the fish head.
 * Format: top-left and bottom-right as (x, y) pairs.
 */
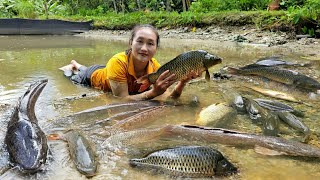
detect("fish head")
(200, 50), (222, 68)
(215, 158), (238, 176)
(295, 78), (320, 92)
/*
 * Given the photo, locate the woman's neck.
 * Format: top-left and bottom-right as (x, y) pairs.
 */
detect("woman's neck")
(133, 58), (149, 78)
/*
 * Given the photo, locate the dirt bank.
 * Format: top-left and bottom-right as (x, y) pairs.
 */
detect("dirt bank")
(79, 25), (320, 57)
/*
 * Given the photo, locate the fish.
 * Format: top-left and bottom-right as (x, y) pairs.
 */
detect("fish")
(48, 130), (98, 177)
(243, 97), (261, 121)
(277, 111), (310, 135)
(225, 64), (320, 92)
(129, 146), (237, 178)
(102, 127), (169, 151)
(254, 98), (304, 117)
(245, 86), (301, 103)
(196, 102), (236, 127)
(257, 104), (280, 136)
(5, 79), (48, 173)
(101, 105), (169, 136)
(255, 56), (309, 67)
(243, 97), (280, 136)
(136, 50), (222, 92)
(164, 125), (320, 158)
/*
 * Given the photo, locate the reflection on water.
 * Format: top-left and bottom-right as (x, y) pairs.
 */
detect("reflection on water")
(0, 35), (319, 179)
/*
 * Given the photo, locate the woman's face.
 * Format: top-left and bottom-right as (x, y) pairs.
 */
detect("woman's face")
(131, 28), (157, 63)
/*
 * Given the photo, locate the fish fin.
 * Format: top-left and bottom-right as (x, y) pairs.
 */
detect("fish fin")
(254, 145), (287, 156)
(136, 74), (150, 84)
(47, 133), (63, 141)
(224, 67), (239, 75)
(205, 69), (210, 81)
(138, 84), (150, 93)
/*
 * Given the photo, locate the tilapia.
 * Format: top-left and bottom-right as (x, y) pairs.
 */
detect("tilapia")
(129, 146), (237, 178)
(164, 125), (320, 158)
(48, 130), (98, 177)
(225, 64), (320, 92)
(137, 50), (222, 92)
(196, 102), (236, 127)
(5, 79), (48, 173)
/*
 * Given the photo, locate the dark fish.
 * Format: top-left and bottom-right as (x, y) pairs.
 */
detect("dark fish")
(243, 97), (261, 120)
(5, 79), (48, 173)
(258, 105), (280, 136)
(225, 64), (320, 92)
(243, 97), (280, 136)
(129, 146), (237, 178)
(255, 56), (309, 67)
(64, 130), (98, 177)
(277, 111), (310, 135)
(164, 125), (320, 158)
(48, 130), (98, 177)
(137, 50), (222, 92)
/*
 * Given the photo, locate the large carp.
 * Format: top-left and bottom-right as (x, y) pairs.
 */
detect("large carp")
(137, 50), (222, 92)
(129, 146), (237, 178)
(225, 64), (320, 93)
(5, 79), (48, 173)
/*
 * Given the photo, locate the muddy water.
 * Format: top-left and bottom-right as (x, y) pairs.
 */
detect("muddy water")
(0, 35), (320, 179)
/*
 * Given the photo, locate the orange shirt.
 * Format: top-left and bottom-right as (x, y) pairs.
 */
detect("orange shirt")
(90, 52), (160, 94)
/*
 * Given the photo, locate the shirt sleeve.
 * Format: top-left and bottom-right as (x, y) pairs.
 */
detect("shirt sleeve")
(106, 56), (128, 82)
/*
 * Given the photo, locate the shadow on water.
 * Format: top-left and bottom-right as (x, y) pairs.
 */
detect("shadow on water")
(0, 35), (320, 179)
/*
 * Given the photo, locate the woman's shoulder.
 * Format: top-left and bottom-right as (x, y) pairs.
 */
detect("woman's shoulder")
(107, 52), (128, 65)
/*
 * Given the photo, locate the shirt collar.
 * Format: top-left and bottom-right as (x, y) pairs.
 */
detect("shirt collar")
(128, 54), (155, 79)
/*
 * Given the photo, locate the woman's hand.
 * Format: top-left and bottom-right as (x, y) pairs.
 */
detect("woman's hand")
(149, 70), (176, 97)
(170, 70), (202, 98)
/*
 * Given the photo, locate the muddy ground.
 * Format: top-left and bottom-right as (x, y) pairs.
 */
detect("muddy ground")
(79, 25), (320, 58)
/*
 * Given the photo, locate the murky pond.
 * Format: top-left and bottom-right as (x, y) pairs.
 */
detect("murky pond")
(0, 34), (320, 179)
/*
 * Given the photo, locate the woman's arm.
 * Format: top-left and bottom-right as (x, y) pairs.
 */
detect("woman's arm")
(109, 70), (176, 101)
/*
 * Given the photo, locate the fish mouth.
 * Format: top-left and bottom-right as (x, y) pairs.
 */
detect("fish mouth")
(19, 79), (48, 121)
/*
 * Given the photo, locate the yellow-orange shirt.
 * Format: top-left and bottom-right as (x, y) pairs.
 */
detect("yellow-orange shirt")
(90, 52), (161, 94)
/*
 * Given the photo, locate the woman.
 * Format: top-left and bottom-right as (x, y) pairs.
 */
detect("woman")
(59, 24), (198, 100)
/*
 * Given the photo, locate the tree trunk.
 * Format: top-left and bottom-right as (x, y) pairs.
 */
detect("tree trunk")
(136, 0), (141, 11)
(112, 0), (117, 13)
(166, 0), (171, 11)
(182, 0), (186, 12)
(44, 0), (48, 19)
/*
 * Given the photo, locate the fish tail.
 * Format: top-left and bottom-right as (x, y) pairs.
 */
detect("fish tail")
(136, 74), (150, 85)
(136, 74), (151, 93)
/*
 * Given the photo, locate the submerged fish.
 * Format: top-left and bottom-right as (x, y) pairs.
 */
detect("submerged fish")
(196, 102), (236, 127)
(246, 86), (301, 103)
(255, 56), (309, 67)
(277, 111), (310, 135)
(137, 50), (222, 92)
(100, 105), (168, 137)
(225, 64), (320, 92)
(5, 79), (48, 173)
(164, 125), (320, 158)
(129, 146), (237, 178)
(48, 130), (98, 177)
(254, 98), (304, 117)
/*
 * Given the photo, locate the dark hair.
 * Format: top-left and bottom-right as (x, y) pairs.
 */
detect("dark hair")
(126, 24), (160, 54)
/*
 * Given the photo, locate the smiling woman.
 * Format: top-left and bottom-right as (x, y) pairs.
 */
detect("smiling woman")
(59, 24), (193, 101)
